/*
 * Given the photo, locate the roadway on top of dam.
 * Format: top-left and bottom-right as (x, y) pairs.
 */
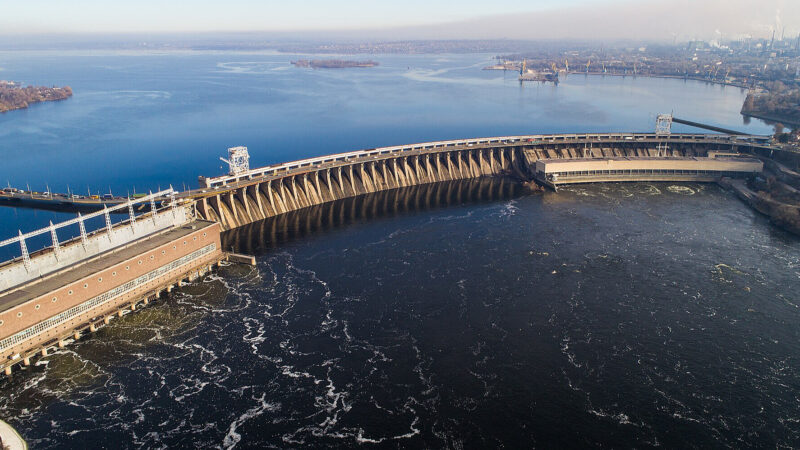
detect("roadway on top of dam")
(180, 132), (772, 199)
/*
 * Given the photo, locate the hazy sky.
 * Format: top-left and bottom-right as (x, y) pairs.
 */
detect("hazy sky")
(2, 0), (799, 41)
(2, 0), (599, 33)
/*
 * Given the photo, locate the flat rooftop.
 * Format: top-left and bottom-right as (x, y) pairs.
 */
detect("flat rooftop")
(536, 157), (763, 173)
(0, 220), (218, 313)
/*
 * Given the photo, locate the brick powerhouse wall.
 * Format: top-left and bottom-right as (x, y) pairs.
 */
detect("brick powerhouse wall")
(0, 222), (223, 361)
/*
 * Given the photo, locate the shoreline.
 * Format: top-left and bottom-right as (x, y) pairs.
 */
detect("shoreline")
(0, 96), (72, 114)
(485, 66), (751, 89)
(0, 84), (73, 114)
(562, 71), (751, 89)
(718, 154), (800, 237)
(740, 111), (800, 127)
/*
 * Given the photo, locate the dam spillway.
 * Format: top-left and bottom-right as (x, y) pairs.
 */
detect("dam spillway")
(221, 177), (523, 255)
(184, 133), (771, 231)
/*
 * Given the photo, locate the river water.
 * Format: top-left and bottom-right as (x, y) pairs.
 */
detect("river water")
(1, 52), (798, 448)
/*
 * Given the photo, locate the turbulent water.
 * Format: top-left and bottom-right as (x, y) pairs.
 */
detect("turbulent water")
(2, 179), (799, 448)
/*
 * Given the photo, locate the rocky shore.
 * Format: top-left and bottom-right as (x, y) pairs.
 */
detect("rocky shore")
(719, 157), (800, 236)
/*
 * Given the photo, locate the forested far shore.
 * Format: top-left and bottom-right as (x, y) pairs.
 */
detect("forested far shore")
(741, 81), (800, 126)
(0, 82), (73, 113)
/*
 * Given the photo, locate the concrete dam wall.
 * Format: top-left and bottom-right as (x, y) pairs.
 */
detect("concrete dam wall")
(195, 147), (525, 230)
(221, 177), (523, 255)
(188, 134), (770, 231)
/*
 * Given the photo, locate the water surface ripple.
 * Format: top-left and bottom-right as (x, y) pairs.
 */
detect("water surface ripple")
(2, 180), (799, 448)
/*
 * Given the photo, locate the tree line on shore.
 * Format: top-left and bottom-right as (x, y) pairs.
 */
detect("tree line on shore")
(0, 84), (73, 113)
(741, 81), (800, 125)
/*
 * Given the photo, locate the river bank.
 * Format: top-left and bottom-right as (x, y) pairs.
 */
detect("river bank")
(0, 82), (72, 113)
(719, 157), (800, 236)
(741, 111), (800, 128)
(563, 71), (751, 89)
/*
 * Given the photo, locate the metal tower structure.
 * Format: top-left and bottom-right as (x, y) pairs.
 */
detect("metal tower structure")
(220, 146), (250, 176)
(655, 114), (673, 136)
(655, 114), (673, 156)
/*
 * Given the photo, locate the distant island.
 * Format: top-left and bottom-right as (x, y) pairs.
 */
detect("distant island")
(291, 59), (379, 69)
(0, 81), (73, 113)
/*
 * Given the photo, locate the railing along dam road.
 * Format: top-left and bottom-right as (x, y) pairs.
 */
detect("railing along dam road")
(180, 133), (772, 231)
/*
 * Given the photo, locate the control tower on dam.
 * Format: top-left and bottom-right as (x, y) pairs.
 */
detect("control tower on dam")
(0, 191), (225, 376)
(183, 133), (771, 231)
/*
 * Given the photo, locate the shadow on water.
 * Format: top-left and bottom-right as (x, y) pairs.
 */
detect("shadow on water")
(222, 177), (525, 255)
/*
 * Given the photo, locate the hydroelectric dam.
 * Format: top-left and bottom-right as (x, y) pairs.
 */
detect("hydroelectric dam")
(184, 133), (768, 230)
(0, 132), (773, 376)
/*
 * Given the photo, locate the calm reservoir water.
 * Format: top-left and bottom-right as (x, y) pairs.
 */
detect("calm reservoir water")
(0, 52), (798, 448)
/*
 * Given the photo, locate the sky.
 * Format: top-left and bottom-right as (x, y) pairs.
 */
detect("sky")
(2, 0), (799, 42)
(1, 0), (598, 33)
